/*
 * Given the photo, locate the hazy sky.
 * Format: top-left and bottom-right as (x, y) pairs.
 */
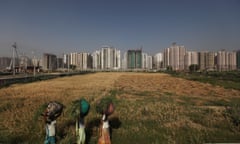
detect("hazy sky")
(0, 0), (239, 57)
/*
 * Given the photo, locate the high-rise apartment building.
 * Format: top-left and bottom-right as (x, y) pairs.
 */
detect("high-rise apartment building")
(0, 57), (11, 70)
(142, 53), (148, 69)
(92, 50), (101, 69)
(154, 53), (163, 69)
(228, 52), (237, 71)
(57, 58), (64, 69)
(63, 54), (70, 69)
(163, 48), (170, 68)
(184, 51), (198, 70)
(198, 51), (207, 71)
(198, 51), (217, 71)
(77, 52), (92, 70)
(63, 52), (92, 70)
(147, 55), (153, 70)
(142, 53), (153, 70)
(217, 50), (236, 71)
(206, 52), (216, 71)
(217, 50), (228, 71)
(127, 49), (142, 69)
(163, 43), (186, 71)
(70, 52), (78, 66)
(237, 50), (240, 70)
(122, 52), (127, 70)
(100, 46), (121, 70)
(92, 46), (120, 70)
(115, 49), (121, 69)
(42, 53), (57, 71)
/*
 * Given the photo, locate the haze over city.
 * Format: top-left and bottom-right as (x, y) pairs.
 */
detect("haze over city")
(0, 0), (239, 57)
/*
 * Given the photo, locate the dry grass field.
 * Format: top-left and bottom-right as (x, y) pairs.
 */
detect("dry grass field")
(0, 72), (240, 144)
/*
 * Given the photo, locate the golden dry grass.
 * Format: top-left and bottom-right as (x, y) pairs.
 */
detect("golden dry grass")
(0, 73), (122, 142)
(115, 73), (239, 97)
(0, 72), (240, 143)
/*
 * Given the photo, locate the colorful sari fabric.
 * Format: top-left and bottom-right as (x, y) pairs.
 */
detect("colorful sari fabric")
(98, 127), (111, 144)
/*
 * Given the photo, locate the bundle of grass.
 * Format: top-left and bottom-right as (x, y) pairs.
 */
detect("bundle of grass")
(96, 97), (114, 116)
(43, 101), (64, 122)
(70, 98), (90, 118)
(35, 103), (48, 121)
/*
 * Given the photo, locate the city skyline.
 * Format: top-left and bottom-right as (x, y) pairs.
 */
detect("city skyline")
(0, 44), (239, 72)
(0, 0), (239, 57)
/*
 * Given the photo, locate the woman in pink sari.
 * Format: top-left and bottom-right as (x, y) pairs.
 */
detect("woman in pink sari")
(98, 114), (111, 144)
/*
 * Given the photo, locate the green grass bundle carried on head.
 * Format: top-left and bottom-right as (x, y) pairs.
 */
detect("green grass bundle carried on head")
(70, 98), (90, 118)
(96, 97), (114, 116)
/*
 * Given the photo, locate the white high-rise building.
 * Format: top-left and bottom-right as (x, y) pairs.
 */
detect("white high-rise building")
(122, 52), (127, 70)
(100, 46), (121, 70)
(237, 50), (240, 70)
(77, 52), (92, 70)
(64, 52), (92, 70)
(217, 50), (236, 71)
(184, 51), (198, 70)
(70, 52), (78, 66)
(142, 53), (153, 70)
(198, 51), (207, 71)
(217, 50), (228, 71)
(142, 53), (148, 69)
(228, 51), (237, 71)
(163, 43), (186, 71)
(206, 52), (216, 71)
(147, 55), (153, 70)
(92, 50), (101, 69)
(63, 54), (70, 68)
(163, 48), (170, 68)
(154, 53), (163, 69)
(115, 50), (121, 69)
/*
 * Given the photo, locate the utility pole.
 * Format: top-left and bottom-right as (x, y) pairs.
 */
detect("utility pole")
(32, 51), (36, 77)
(12, 42), (16, 76)
(68, 54), (70, 73)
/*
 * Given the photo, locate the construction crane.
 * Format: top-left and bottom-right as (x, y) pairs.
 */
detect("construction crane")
(6, 42), (19, 76)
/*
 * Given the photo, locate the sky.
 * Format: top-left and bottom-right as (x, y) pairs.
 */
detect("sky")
(0, 0), (239, 58)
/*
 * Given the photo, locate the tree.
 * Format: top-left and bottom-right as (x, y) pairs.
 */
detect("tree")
(166, 66), (173, 71)
(189, 64), (199, 72)
(70, 64), (76, 70)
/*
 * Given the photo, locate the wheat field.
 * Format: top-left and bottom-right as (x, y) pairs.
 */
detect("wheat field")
(0, 72), (240, 144)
